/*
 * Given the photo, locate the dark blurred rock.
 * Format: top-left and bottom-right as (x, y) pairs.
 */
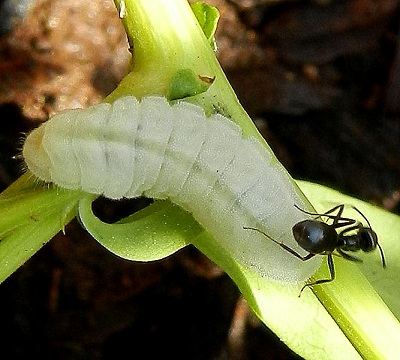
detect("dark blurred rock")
(0, 0), (37, 35)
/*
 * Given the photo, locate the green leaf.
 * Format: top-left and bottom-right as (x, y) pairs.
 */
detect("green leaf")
(0, 173), (83, 283)
(78, 197), (202, 261)
(190, 2), (219, 50)
(167, 68), (214, 101)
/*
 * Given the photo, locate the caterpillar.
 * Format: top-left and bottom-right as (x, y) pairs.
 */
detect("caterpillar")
(22, 96), (320, 283)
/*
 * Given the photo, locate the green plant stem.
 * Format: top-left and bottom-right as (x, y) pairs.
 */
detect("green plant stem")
(312, 260), (399, 359)
(107, 1), (400, 358)
(109, 0), (260, 138)
(109, 0), (309, 206)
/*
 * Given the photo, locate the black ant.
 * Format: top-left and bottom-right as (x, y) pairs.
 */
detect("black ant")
(244, 204), (386, 295)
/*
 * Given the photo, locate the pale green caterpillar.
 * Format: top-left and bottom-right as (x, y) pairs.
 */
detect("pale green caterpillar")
(23, 96), (321, 283)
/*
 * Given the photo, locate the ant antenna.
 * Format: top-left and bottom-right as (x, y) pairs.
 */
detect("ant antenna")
(377, 243), (387, 268)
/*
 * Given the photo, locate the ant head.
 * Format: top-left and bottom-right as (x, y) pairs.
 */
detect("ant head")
(351, 207), (386, 268)
(358, 227), (378, 252)
(358, 228), (386, 268)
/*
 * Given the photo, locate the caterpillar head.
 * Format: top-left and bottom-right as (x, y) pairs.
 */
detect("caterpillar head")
(23, 124), (52, 183)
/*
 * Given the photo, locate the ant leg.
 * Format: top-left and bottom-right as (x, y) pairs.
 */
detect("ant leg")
(324, 204), (344, 219)
(294, 204), (344, 219)
(337, 249), (362, 262)
(329, 204), (349, 227)
(339, 245), (386, 268)
(273, 242), (316, 261)
(243, 227), (316, 261)
(294, 204), (355, 226)
(337, 223), (362, 236)
(319, 204), (356, 228)
(294, 204), (356, 229)
(322, 205), (374, 229)
(299, 254), (335, 296)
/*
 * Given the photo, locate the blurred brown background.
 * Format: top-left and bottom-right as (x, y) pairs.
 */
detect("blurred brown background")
(0, 0), (399, 358)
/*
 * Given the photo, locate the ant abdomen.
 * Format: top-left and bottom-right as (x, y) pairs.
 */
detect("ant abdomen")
(292, 220), (337, 254)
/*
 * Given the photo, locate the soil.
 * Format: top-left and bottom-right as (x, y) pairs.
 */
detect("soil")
(0, 0), (399, 358)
